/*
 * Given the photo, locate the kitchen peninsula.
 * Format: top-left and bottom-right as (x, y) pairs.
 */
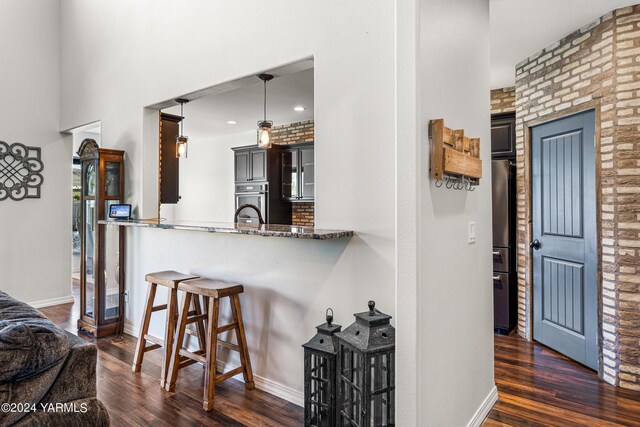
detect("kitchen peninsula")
(98, 218), (353, 240)
(94, 214), (357, 407)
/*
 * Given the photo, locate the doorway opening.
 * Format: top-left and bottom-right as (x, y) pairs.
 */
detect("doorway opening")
(148, 58), (315, 227)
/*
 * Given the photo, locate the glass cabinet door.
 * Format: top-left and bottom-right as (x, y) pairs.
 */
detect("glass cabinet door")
(103, 224), (121, 321)
(281, 150), (298, 200)
(83, 199), (96, 319)
(85, 162), (96, 197)
(104, 162), (121, 197)
(300, 147), (315, 200)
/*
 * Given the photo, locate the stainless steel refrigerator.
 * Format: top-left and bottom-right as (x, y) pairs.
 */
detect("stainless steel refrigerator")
(492, 159), (517, 332)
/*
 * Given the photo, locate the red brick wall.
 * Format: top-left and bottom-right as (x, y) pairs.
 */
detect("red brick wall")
(272, 120), (314, 144)
(272, 120), (315, 227)
(514, 5), (640, 389)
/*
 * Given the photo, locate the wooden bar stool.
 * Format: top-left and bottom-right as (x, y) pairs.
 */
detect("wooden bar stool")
(165, 278), (255, 411)
(132, 270), (203, 388)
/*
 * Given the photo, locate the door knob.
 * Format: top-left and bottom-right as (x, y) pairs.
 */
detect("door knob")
(529, 239), (541, 250)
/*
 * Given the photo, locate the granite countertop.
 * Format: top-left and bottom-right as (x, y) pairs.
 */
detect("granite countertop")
(97, 218), (354, 240)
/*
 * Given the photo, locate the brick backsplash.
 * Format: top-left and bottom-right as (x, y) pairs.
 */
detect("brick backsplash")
(291, 202), (314, 227)
(491, 87), (516, 115)
(272, 120), (315, 227)
(514, 5), (640, 390)
(272, 120), (314, 145)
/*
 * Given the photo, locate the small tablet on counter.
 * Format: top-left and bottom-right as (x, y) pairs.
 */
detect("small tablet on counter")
(108, 204), (132, 220)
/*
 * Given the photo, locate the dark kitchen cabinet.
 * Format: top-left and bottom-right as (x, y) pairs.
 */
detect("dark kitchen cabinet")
(159, 113), (182, 204)
(282, 142), (314, 202)
(233, 146), (267, 182)
(232, 144), (291, 224)
(235, 151), (249, 182)
(491, 112), (516, 159)
(250, 150), (267, 181)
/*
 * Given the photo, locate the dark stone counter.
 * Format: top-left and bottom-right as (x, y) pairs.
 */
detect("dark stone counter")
(98, 218), (353, 240)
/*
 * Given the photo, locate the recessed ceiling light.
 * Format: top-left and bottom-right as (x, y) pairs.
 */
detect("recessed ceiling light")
(226, 120), (238, 125)
(294, 106), (306, 112)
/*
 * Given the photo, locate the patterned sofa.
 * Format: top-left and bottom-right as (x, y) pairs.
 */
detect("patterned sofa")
(0, 291), (110, 426)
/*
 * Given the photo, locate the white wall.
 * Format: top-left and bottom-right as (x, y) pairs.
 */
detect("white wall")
(72, 130), (101, 155)
(60, 0), (396, 405)
(49, 0), (496, 422)
(417, 0), (495, 425)
(396, 1), (495, 424)
(163, 130), (254, 223)
(0, 0), (73, 306)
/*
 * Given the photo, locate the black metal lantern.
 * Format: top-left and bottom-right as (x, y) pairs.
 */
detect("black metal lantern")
(336, 301), (395, 427)
(303, 309), (342, 427)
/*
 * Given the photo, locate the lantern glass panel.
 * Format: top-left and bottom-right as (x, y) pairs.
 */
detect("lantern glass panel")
(368, 353), (394, 426)
(339, 344), (365, 426)
(308, 353), (332, 427)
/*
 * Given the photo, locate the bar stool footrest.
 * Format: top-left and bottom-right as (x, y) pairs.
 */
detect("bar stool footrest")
(217, 340), (240, 352)
(144, 343), (162, 352)
(215, 366), (244, 384)
(217, 323), (238, 333)
(143, 334), (164, 347)
(186, 314), (208, 324)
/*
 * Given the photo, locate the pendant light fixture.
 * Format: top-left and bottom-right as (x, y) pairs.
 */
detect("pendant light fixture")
(257, 73), (274, 149)
(175, 98), (189, 158)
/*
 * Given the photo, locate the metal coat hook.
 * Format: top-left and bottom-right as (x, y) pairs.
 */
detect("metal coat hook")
(435, 175), (479, 191)
(445, 176), (454, 189)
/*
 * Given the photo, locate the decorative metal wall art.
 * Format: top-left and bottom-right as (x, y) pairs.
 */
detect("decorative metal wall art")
(0, 141), (44, 201)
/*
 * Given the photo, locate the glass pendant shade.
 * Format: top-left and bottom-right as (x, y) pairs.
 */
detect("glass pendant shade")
(175, 98), (190, 159)
(257, 73), (274, 149)
(258, 120), (273, 149)
(176, 135), (188, 158)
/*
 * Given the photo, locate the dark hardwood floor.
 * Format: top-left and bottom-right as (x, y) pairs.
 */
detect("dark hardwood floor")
(39, 294), (303, 427)
(40, 294), (640, 426)
(485, 334), (640, 427)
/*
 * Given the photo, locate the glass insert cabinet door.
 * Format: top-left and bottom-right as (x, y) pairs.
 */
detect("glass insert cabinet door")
(83, 198), (96, 319)
(77, 138), (126, 338)
(300, 147), (315, 200)
(103, 221), (121, 321)
(281, 143), (314, 202)
(281, 149), (298, 200)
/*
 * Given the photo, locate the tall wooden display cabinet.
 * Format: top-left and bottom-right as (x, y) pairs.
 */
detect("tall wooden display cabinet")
(77, 138), (125, 337)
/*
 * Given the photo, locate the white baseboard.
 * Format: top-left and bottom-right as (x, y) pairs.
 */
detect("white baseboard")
(123, 321), (137, 336)
(216, 360), (304, 407)
(122, 321), (304, 407)
(467, 385), (498, 427)
(28, 295), (75, 308)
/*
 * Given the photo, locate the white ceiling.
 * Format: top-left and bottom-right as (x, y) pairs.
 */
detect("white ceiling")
(491, 0), (639, 89)
(161, 2), (639, 131)
(164, 67), (314, 140)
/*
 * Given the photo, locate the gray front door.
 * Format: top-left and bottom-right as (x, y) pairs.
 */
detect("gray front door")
(531, 110), (597, 370)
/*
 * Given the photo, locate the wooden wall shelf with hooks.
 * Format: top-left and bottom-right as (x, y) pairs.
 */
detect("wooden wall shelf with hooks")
(429, 119), (482, 181)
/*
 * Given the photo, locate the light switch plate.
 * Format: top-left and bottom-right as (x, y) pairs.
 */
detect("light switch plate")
(468, 221), (477, 244)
